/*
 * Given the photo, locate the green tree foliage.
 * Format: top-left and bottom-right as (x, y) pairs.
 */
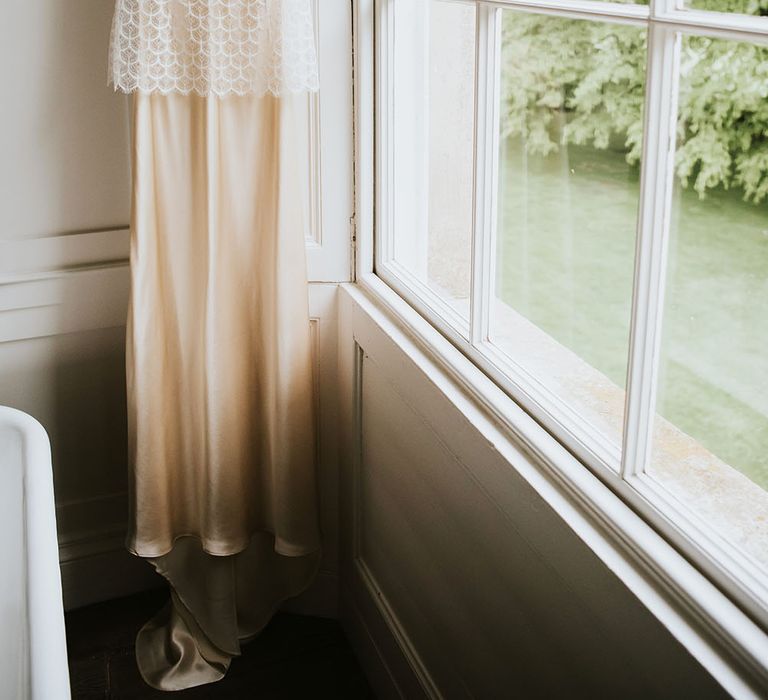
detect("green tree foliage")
(500, 7), (768, 202)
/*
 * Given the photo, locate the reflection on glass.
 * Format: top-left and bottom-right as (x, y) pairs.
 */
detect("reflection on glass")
(685, 0), (766, 14)
(391, 0), (475, 320)
(649, 35), (768, 570)
(490, 12), (646, 457)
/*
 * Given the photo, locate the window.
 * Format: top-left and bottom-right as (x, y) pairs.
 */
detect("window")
(374, 0), (768, 631)
(380, 0), (476, 328)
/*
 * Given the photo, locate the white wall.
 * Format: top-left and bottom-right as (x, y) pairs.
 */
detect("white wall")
(0, 0), (352, 612)
(0, 1), (146, 608)
(1, 1), (131, 240)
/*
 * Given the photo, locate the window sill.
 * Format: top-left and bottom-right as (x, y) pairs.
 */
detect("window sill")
(377, 259), (768, 622)
(488, 295), (768, 576)
(378, 264), (768, 575)
(349, 272), (768, 698)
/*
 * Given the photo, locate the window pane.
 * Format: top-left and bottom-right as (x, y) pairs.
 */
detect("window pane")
(489, 12), (646, 462)
(649, 35), (768, 571)
(388, 0), (475, 324)
(684, 0), (767, 16)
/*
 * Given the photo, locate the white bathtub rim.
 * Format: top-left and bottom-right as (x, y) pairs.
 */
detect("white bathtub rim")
(1, 405), (71, 700)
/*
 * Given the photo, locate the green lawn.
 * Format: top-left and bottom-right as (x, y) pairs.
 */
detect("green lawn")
(497, 137), (768, 489)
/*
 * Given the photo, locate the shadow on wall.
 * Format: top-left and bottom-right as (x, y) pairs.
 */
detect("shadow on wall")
(0, 1), (143, 608)
(52, 325), (129, 522)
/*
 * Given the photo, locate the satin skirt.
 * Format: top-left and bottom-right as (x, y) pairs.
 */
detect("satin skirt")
(126, 92), (321, 690)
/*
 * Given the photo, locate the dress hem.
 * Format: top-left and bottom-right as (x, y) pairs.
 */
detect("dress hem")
(135, 546), (323, 690)
(126, 529), (321, 560)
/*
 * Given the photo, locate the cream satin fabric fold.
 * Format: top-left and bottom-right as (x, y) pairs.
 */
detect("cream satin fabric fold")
(126, 92), (321, 690)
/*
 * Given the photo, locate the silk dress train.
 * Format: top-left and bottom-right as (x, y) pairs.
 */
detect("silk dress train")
(126, 90), (321, 690)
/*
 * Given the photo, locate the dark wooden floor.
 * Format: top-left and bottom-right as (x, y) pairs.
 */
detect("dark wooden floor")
(66, 589), (375, 699)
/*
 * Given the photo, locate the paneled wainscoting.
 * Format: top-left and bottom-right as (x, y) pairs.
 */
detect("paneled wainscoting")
(337, 284), (730, 699)
(0, 228), (341, 615)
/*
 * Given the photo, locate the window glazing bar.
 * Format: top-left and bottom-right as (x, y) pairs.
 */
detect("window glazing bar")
(620, 23), (680, 479)
(650, 11), (768, 43)
(470, 5), (502, 347)
(374, 0), (395, 272)
(483, 0), (649, 23)
(484, 0), (768, 39)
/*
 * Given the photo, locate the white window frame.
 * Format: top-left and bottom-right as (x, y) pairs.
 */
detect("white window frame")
(303, 0), (355, 282)
(353, 0), (768, 692)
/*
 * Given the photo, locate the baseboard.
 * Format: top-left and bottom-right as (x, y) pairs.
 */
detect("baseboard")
(60, 542), (164, 611)
(57, 491), (164, 610)
(340, 568), (440, 700)
(60, 528), (340, 618)
(341, 587), (406, 700)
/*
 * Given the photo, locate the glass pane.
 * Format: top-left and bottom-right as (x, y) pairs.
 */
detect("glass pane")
(489, 12), (647, 463)
(685, 0), (767, 16)
(389, 0), (475, 324)
(649, 35), (768, 571)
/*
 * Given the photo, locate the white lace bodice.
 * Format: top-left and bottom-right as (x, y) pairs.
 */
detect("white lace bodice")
(109, 0), (319, 97)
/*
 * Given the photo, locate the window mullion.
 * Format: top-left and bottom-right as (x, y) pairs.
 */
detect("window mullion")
(374, 0), (395, 273)
(470, 4), (502, 348)
(620, 22), (680, 480)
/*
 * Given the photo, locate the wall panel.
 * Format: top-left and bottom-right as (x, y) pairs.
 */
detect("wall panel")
(339, 285), (729, 699)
